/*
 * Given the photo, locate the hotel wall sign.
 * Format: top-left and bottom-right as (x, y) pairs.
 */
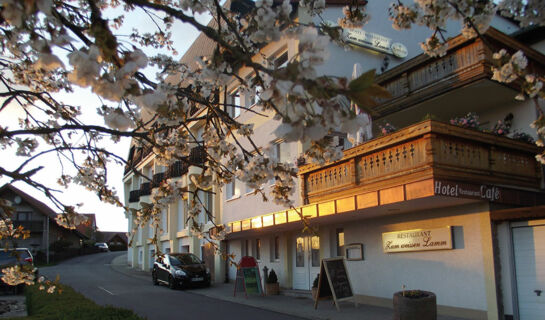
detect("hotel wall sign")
(343, 28), (408, 58)
(435, 180), (501, 202)
(382, 227), (453, 253)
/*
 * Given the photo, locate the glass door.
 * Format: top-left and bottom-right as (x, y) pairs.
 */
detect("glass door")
(292, 235), (320, 290)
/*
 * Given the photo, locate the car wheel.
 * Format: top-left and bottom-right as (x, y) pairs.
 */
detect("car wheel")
(152, 271), (158, 285)
(168, 276), (177, 290)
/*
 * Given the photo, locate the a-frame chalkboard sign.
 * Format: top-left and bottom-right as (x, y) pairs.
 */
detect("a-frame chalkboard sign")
(234, 256), (263, 297)
(314, 257), (357, 311)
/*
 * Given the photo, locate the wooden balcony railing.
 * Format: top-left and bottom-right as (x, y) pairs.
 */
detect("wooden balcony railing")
(13, 220), (44, 233)
(299, 120), (543, 204)
(372, 29), (545, 118)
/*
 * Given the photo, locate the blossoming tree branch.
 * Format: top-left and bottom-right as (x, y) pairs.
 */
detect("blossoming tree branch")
(0, 0), (543, 289)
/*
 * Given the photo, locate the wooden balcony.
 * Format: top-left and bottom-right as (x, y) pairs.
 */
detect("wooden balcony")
(13, 220), (44, 233)
(299, 120), (543, 205)
(372, 28), (545, 119)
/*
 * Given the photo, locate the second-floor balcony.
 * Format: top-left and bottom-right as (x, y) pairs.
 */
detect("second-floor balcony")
(299, 120), (543, 205)
(140, 182), (151, 196)
(152, 172), (165, 189)
(189, 145), (206, 165)
(166, 160), (188, 179)
(13, 220), (44, 233)
(228, 120), (544, 237)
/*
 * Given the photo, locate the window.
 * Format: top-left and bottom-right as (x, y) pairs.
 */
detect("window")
(311, 236), (320, 267)
(273, 141), (291, 163)
(244, 239), (249, 257)
(274, 236), (280, 261)
(255, 239), (261, 260)
(269, 142), (291, 185)
(150, 249), (155, 270)
(336, 228), (345, 257)
(228, 90), (241, 118)
(16, 212), (30, 221)
(177, 198), (185, 231)
(245, 182), (254, 194)
(296, 237), (305, 267)
(226, 180), (240, 199)
(161, 207), (167, 234)
(202, 191), (213, 223)
(247, 76), (263, 106)
(275, 51), (288, 68)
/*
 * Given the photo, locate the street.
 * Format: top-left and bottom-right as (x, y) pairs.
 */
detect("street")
(40, 252), (302, 320)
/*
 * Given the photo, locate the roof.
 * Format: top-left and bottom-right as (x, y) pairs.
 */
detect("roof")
(511, 25), (545, 45)
(97, 231), (128, 244)
(0, 184), (89, 239)
(0, 184), (57, 220)
(179, 0), (368, 72)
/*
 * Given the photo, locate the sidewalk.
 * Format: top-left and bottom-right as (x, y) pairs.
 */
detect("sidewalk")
(111, 254), (467, 320)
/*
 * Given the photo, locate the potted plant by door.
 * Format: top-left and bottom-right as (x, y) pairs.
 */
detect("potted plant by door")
(312, 274), (319, 300)
(265, 269), (280, 295)
(393, 288), (437, 320)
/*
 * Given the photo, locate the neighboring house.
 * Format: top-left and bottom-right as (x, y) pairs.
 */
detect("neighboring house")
(124, 2), (545, 319)
(96, 231), (128, 250)
(0, 184), (87, 263)
(76, 213), (97, 240)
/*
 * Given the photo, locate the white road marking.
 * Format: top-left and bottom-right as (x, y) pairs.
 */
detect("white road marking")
(98, 286), (115, 295)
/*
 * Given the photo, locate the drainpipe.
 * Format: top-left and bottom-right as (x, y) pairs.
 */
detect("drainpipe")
(46, 217), (50, 264)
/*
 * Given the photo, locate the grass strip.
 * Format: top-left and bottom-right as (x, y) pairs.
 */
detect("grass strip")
(10, 284), (145, 320)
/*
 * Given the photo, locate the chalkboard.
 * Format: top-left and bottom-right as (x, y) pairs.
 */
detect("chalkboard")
(242, 267), (263, 294)
(324, 259), (352, 299)
(314, 257), (356, 311)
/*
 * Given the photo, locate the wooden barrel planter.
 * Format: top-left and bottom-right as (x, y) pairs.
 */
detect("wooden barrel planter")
(393, 290), (437, 320)
(265, 282), (279, 295)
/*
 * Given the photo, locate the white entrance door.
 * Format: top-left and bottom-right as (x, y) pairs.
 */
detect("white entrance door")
(512, 224), (545, 319)
(293, 235), (321, 290)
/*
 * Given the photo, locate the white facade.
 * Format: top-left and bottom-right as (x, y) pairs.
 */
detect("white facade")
(123, 2), (545, 319)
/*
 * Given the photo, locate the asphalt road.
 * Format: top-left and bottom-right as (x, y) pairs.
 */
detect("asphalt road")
(40, 252), (301, 320)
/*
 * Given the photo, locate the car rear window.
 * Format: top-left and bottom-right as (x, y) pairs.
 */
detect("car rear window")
(0, 250), (30, 264)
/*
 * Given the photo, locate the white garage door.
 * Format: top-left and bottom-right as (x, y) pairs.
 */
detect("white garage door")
(513, 224), (545, 320)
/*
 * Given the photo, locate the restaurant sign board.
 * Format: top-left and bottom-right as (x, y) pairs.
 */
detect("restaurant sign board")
(342, 28), (408, 58)
(382, 227), (453, 253)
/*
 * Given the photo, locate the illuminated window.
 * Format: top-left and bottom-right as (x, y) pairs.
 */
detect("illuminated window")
(296, 237), (305, 267)
(311, 236), (320, 267)
(336, 228), (345, 257)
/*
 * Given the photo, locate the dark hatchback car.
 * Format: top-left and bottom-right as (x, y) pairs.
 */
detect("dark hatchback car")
(0, 248), (38, 293)
(152, 253), (210, 289)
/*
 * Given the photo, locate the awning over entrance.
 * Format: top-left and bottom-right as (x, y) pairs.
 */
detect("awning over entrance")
(227, 177), (545, 238)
